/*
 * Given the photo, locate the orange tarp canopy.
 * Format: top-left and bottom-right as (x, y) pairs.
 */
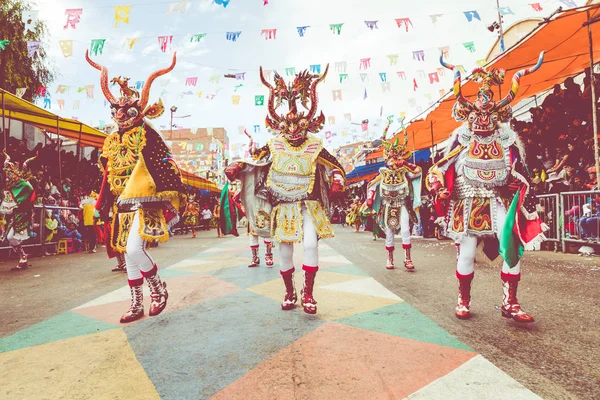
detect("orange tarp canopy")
(181, 169), (221, 193)
(382, 5), (600, 152)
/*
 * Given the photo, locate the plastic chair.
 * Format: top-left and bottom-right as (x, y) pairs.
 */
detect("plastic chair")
(57, 238), (74, 255)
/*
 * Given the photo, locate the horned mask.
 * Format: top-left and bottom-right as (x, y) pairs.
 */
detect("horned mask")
(440, 52), (544, 135)
(259, 65), (329, 145)
(382, 119), (410, 169)
(85, 50), (176, 130)
(3, 151), (36, 184)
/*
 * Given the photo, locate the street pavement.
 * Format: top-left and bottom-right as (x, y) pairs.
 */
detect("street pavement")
(0, 227), (597, 399)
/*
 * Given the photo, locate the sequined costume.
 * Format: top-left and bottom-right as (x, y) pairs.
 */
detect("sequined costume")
(0, 152), (36, 270)
(183, 194), (200, 238)
(427, 52), (547, 322)
(367, 121), (421, 270)
(225, 65), (345, 314)
(346, 197), (362, 232)
(87, 50), (185, 323)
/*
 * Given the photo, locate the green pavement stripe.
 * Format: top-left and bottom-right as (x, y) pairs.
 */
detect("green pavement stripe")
(336, 302), (473, 352)
(0, 311), (118, 354)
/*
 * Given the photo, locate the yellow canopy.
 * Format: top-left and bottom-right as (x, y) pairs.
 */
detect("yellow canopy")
(0, 88), (107, 148)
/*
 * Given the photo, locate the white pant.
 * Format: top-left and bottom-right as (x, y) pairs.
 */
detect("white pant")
(385, 206), (411, 248)
(6, 227), (20, 247)
(250, 234), (272, 247)
(456, 199), (521, 276)
(280, 207), (318, 272)
(124, 210), (156, 281)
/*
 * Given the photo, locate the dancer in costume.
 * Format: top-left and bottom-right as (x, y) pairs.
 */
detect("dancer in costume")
(225, 65), (345, 314)
(346, 197), (362, 232)
(240, 130), (274, 268)
(366, 121), (422, 270)
(428, 52), (547, 322)
(0, 152), (36, 270)
(182, 193), (200, 238)
(87, 50), (185, 323)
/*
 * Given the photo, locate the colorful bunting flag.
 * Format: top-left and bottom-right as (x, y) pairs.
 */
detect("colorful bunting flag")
(463, 11), (481, 22)
(381, 82), (391, 92)
(436, 67), (445, 76)
(15, 88), (26, 98)
(335, 61), (347, 73)
(264, 0), (269, 5)
(397, 71), (406, 80)
(329, 23), (343, 35)
(428, 72), (439, 84)
(90, 39), (105, 56)
(196, 90), (204, 98)
(297, 26), (309, 37)
(559, 0), (577, 8)
(344, 113), (352, 121)
(43, 98), (51, 108)
(99, 120), (105, 129)
(413, 78), (418, 91)
(261, 29), (277, 40)
(530, 3), (543, 12)
(235, 72), (246, 80)
(360, 73), (368, 82)
(234, 84), (243, 92)
(27, 40), (40, 58)
(412, 50), (425, 61)
(186, 77), (198, 86)
(439, 46), (450, 59)
(59, 40), (73, 58)
(114, 5), (132, 27)
(167, 1), (188, 14)
(85, 85), (94, 98)
(124, 37), (139, 49)
(232, 95), (241, 105)
(56, 85), (69, 94)
(364, 20), (378, 30)
(310, 64), (320, 74)
(214, 0), (230, 8)
(190, 33), (206, 42)
(476, 59), (487, 67)
(417, 70), (426, 78)
(135, 81), (144, 89)
(439, 89), (446, 97)
(359, 58), (371, 70)
(158, 35), (173, 52)
(363, 88), (368, 100)
(209, 75), (221, 84)
(285, 67), (296, 76)
(361, 120), (368, 131)
(262, 70), (272, 80)
(0, 40), (10, 50)
(429, 14), (442, 24)
(63, 8), (83, 30)
(22, 10), (39, 34)
(254, 125), (260, 133)
(57, 99), (65, 110)
(226, 32), (242, 42)
(328, 117), (336, 125)
(379, 72), (387, 82)
(339, 73), (348, 83)
(408, 98), (416, 107)
(463, 41), (476, 53)
(395, 18), (413, 32)
(255, 95), (264, 106)
(386, 54), (399, 66)
(498, 7), (514, 16)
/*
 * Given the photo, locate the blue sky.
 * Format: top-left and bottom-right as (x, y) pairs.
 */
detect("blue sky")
(33, 0), (571, 151)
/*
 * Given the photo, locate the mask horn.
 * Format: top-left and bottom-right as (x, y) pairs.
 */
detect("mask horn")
(497, 51), (544, 108)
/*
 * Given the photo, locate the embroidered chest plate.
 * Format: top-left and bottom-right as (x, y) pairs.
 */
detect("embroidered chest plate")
(102, 127), (146, 195)
(267, 137), (322, 201)
(0, 190), (17, 214)
(379, 168), (409, 206)
(458, 130), (514, 188)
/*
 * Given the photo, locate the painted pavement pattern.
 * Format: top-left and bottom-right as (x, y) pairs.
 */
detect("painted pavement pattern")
(0, 236), (540, 399)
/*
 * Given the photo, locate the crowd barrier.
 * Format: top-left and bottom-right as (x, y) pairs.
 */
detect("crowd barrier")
(0, 205), (81, 253)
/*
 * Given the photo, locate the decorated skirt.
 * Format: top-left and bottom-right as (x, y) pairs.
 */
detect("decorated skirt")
(446, 196), (511, 240)
(271, 200), (334, 243)
(111, 205), (172, 252)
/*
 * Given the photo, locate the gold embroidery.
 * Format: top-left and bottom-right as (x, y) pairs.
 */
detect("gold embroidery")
(138, 208), (169, 243)
(102, 126), (147, 195)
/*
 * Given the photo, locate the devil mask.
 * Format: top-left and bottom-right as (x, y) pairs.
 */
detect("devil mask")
(440, 52), (544, 136)
(381, 120), (410, 170)
(259, 65), (329, 145)
(85, 50), (176, 130)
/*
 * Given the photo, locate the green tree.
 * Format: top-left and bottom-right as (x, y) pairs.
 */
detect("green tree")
(0, 0), (55, 102)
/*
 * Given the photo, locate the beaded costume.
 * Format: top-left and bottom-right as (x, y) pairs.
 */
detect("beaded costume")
(87, 50), (185, 323)
(0, 152), (36, 270)
(225, 65), (345, 314)
(427, 52), (547, 322)
(183, 194), (200, 238)
(367, 121), (422, 270)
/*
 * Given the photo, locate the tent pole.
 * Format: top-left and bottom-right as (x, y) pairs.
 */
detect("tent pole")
(76, 124), (82, 186)
(430, 120), (434, 161)
(587, 10), (600, 188)
(57, 116), (62, 183)
(2, 91), (5, 151)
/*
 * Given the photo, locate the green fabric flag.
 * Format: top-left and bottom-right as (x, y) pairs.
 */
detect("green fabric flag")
(219, 182), (238, 236)
(498, 193), (524, 268)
